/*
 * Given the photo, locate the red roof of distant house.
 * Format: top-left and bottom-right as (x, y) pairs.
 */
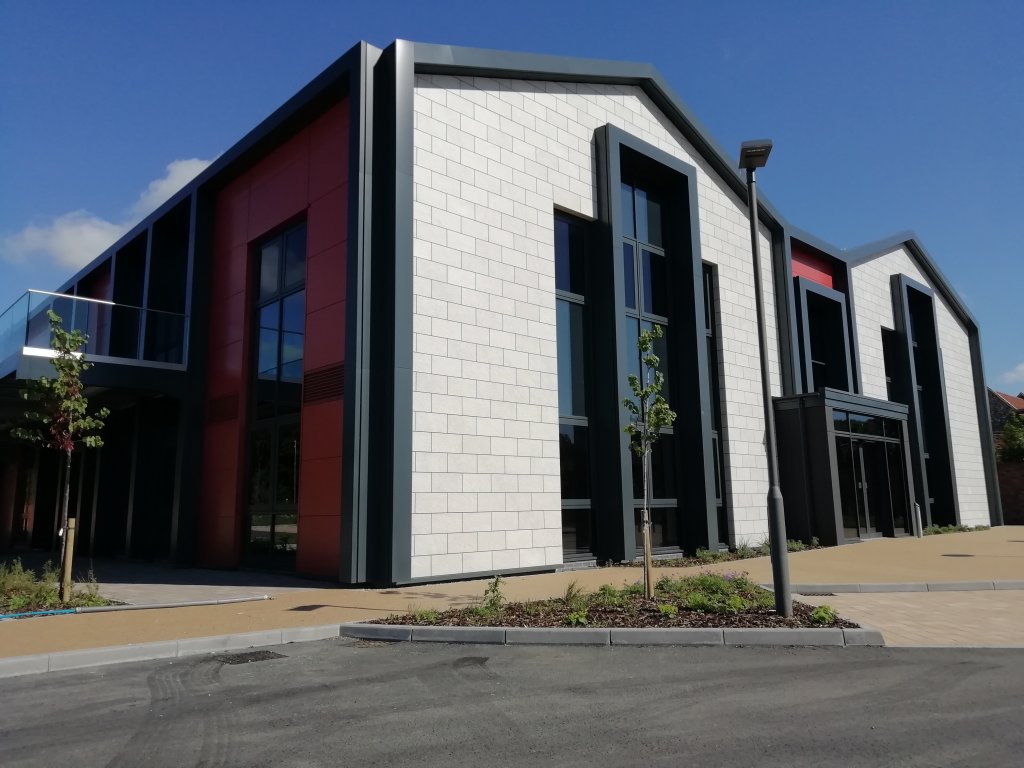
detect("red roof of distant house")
(994, 390), (1024, 411)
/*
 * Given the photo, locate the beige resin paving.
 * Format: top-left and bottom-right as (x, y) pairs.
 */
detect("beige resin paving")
(1, 526), (1021, 657)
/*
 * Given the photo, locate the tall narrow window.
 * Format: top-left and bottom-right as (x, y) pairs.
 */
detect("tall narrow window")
(621, 182), (680, 550)
(247, 222), (306, 569)
(703, 264), (729, 547)
(556, 215), (593, 558)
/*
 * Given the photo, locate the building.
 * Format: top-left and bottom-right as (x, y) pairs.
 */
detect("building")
(0, 40), (1004, 583)
(988, 389), (1024, 525)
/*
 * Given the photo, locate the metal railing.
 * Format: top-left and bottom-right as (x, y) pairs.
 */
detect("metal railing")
(0, 290), (188, 368)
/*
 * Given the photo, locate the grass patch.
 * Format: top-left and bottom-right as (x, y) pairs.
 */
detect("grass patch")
(0, 558), (111, 614)
(923, 524), (991, 535)
(376, 571), (855, 630)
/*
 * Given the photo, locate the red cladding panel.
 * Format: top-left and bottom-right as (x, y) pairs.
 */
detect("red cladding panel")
(307, 186), (348, 257)
(309, 99), (349, 201)
(791, 243), (836, 289)
(304, 302), (346, 371)
(300, 400), (344, 460)
(200, 99), (349, 573)
(306, 244), (347, 313)
(296, 514), (340, 578)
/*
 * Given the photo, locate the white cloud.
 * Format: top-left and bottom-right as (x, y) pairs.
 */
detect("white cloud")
(128, 158), (211, 219)
(1000, 362), (1024, 386)
(2, 158), (213, 270)
(3, 211), (129, 269)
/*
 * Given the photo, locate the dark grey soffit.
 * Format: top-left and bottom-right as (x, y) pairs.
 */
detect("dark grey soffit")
(52, 41), (367, 297)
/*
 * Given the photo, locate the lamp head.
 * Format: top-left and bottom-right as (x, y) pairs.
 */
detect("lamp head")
(738, 139), (773, 170)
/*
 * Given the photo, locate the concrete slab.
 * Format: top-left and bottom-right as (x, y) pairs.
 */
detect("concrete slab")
(47, 641), (179, 671)
(927, 581), (994, 592)
(0, 654), (49, 678)
(609, 628), (724, 646)
(723, 628), (846, 647)
(505, 627), (610, 646)
(411, 626), (506, 644)
(340, 623), (413, 642)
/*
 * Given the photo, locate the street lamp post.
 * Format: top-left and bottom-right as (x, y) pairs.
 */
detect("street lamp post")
(738, 139), (792, 617)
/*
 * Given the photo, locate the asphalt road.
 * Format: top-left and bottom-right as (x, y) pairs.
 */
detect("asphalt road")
(1, 639), (1021, 767)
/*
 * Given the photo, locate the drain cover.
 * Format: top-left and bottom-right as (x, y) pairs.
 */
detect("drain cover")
(798, 592), (835, 596)
(942, 553), (974, 558)
(216, 650), (286, 665)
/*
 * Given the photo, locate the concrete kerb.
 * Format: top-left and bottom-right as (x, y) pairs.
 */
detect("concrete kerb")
(0, 624), (343, 680)
(339, 622), (886, 648)
(779, 581), (1024, 594)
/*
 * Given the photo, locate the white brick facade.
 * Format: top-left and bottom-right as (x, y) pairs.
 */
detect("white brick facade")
(408, 75), (779, 576)
(851, 246), (990, 526)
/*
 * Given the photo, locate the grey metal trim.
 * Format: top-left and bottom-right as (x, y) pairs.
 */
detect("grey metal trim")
(794, 277), (854, 394)
(843, 261), (864, 394)
(366, 40), (416, 584)
(971, 335), (1004, 525)
(341, 43), (380, 584)
(598, 124), (719, 556)
(775, 232), (800, 396)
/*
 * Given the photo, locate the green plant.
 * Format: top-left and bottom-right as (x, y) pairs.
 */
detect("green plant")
(657, 603), (678, 618)
(696, 548), (729, 564)
(923, 524), (991, 536)
(11, 310), (108, 601)
(810, 536), (820, 548)
(562, 579), (585, 607)
(623, 324), (677, 599)
(734, 543), (756, 559)
(999, 413), (1024, 462)
(565, 608), (589, 627)
(809, 604), (839, 625)
(413, 608), (440, 623)
(787, 539), (808, 552)
(481, 575), (505, 615)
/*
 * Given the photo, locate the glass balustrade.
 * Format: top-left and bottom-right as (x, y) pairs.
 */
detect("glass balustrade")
(0, 290), (187, 368)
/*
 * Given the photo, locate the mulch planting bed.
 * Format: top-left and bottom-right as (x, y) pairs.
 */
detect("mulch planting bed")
(372, 572), (857, 630)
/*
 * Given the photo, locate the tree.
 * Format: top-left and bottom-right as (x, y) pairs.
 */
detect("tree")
(623, 324), (677, 599)
(999, 413), (1024, 463)
(12, 310), (108, 601)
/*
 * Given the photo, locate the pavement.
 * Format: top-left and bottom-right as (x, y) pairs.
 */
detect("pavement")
(1, 526), (1022, 662)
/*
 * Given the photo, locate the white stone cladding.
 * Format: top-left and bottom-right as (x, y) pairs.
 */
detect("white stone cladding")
(408, 74), (780, 577)
(851, 246), (990, 526)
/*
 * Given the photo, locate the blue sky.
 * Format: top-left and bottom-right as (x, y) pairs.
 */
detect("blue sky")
(1, 1), (1021, 387)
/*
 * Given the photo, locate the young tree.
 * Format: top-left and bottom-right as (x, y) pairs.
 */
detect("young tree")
(623, 324), (676, 599)
(12, 310), (108, 601)
(999, 412), (1024, 463)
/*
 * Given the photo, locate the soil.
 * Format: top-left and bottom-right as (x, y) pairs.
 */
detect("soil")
(373, 597), (857, 630)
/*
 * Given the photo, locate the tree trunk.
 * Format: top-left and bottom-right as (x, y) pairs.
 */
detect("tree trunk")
(58, 451), (73, 602)
(642, 440), (654, 600)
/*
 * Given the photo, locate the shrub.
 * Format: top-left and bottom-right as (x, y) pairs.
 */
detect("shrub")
(657, 603), (678, 618)
(562, 579), (585, 608)
(809, 604), (839, 625)
(481, 575), (505, 615)
(413, 608), (440, 623)
(565, 608), (589, 627)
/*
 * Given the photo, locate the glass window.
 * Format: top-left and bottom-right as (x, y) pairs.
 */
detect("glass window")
(259, 242), (280, 299)
(833, 410), (849, 433)
(557, 301), (587, 417)
(249, 429), (273, 506)
(562, 508), (593, 556)
(555, 218), (586, 295)
(622, 242), (637, 309)
(635, 188), (663, 248)
(284, 227), (307, 288)
(634, 507), (679, 549)
(559, 425), (591, 500)
(275, 423), (300, 505)
(620, 182), (635, 239)
(631, 433), (677, 500)
(642, 250), (668, 317)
